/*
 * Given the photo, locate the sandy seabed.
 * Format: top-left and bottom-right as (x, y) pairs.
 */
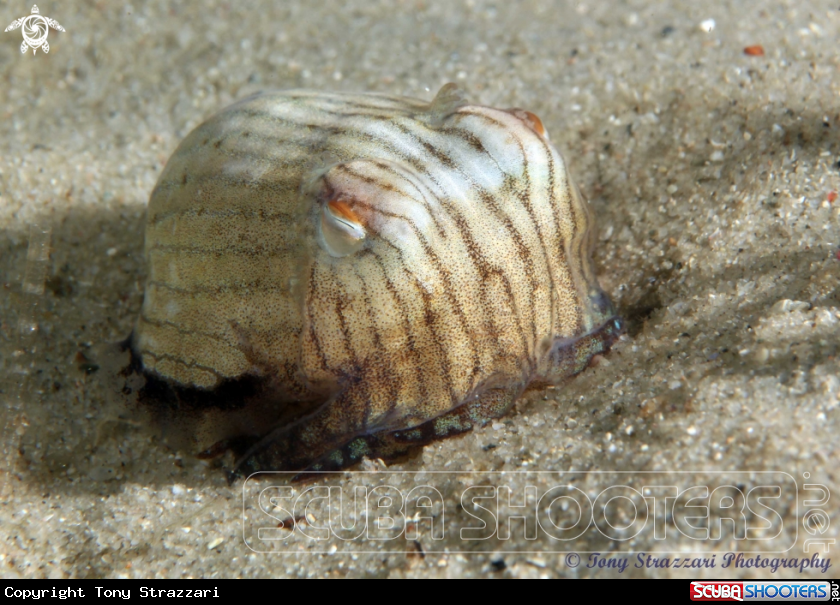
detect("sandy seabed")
(1, 0), (839, 578)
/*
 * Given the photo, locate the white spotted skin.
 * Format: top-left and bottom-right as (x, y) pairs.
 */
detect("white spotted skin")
(131, 85), (620, 472)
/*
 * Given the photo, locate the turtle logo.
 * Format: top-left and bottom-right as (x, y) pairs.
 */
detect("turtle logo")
(5, 5), (65, 55)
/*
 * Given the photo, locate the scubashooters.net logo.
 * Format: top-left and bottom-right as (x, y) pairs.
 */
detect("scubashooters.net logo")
(4, 5), (64, 55)
(690, 580), (837, 601)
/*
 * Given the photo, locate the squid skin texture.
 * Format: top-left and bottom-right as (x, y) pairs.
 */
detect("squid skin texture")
(126, 84), (622, 475)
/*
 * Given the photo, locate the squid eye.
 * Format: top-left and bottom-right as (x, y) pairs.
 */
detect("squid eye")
(319, 199), (366, 257)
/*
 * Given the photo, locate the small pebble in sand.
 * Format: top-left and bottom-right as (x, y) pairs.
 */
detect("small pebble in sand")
(743, 45), (765, 56)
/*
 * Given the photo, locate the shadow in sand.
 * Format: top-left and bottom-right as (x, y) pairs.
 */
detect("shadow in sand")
(1, 204), (216, 498)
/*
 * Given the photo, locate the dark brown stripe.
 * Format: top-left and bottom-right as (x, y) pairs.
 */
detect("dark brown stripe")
(452, 111), (563, 337)
(147, 280), (297, 296)
(366, 248), (431, 410)
(305, 263), (330, 373)
(344, 182), (482, 388)
(148, 243), (297, 256)
(139, 350), (226, 381)
(149, 206), (297, 226)
(139, 314), (234, 344)
(362, 160), (448, 239)
(153, 169), (304, 200)
(374, 237), (459, 407)
(350, 262), (401, 422)
(326, 112), (542, 351)
(387, 116), (544, 347)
